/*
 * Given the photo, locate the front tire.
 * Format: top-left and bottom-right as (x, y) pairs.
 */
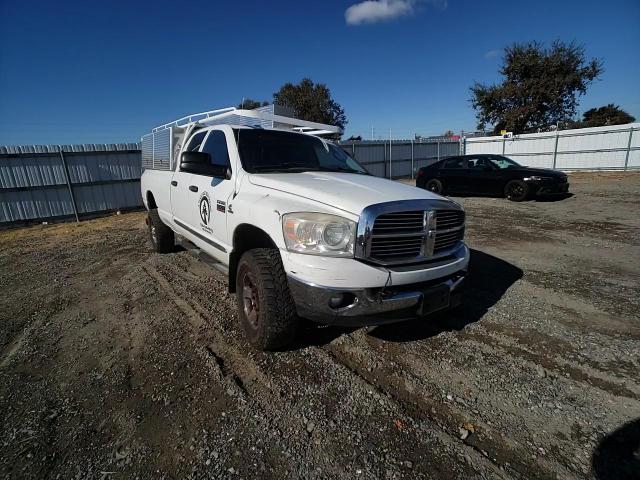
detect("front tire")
(425, 179), (444, 194)
(235, 248), (297, 350)
(147, 209), (174, 253)
(504, 180), (529, 201)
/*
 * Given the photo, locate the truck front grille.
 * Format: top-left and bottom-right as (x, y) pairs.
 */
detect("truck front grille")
(434, 210), (465, 254)
(368, 209), (464, 264)
(370, 211), (424, 261)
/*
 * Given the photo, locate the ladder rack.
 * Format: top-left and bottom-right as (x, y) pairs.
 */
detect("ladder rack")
(151, 104), (340, 136)
(142, 104), (340, 171)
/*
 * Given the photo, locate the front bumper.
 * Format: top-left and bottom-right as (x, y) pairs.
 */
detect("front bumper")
(287, 269), (466, 326)
(527, 179), (570, 195)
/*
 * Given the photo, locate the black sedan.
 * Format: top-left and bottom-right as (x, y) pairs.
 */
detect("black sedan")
(416, 154), (570, 201)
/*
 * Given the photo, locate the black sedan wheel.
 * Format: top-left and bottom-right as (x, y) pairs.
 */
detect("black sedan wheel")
(425, 179), (444, 194)
(504, 180), (529, 202)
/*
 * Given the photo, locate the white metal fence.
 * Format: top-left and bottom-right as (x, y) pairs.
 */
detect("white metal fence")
(339, 140), (461, 178)
(463, 123), (640, 171)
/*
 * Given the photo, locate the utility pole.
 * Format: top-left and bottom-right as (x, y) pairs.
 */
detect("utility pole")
(371, 126), (374, 141)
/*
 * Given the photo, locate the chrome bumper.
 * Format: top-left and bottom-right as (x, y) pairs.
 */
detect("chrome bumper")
(287, 271), (466, 326)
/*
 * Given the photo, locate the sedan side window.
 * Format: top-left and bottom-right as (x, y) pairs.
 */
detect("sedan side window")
(443, 157), (466, 169)
(468, 158), (491, 169)
(201, 131), (231, 168)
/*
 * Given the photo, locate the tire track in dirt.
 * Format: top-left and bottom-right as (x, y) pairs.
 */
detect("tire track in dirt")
(458, 329), (640, 401)
(321, 337), (567, 480)
(143, 256), (507, 478)
(0, 329), (26, 368)
(141, 261), (279, 405)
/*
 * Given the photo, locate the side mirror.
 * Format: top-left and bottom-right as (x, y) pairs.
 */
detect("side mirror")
(180, 152), (231, 179)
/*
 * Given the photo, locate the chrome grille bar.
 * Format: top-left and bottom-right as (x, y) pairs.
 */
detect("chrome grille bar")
(354, 200), (465, 266)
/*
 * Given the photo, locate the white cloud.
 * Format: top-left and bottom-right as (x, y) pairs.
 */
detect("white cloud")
(484, 49), (500, 59)
(345, 0), (415, 25)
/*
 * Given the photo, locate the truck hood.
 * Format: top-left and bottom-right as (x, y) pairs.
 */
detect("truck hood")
(247, 172), (449, 215)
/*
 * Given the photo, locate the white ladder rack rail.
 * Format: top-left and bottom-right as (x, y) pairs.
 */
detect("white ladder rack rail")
(151, 107), (340, 136)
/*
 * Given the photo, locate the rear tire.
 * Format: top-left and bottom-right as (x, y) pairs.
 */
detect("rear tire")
(425, 179), (444, 194)
(504, 180), (529, 202)
(147, 209), (174, 253)
(235, 248), (297, 350)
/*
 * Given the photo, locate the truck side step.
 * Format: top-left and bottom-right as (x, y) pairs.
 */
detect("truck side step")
(175, 235), (229, 277)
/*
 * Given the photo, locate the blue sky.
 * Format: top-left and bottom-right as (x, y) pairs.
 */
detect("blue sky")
(0, 0), (638, 145)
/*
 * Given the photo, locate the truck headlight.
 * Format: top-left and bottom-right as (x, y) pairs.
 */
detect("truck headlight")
(282, 213), (356, 257)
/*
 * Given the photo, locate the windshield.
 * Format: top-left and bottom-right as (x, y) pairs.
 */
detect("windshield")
(233, 129), (367, 174)
(486, 155), (521, 169)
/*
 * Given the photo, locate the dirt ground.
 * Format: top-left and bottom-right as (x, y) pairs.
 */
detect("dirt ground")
(1, 172), (639, 479)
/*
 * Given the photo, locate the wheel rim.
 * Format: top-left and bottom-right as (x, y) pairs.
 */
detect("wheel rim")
(428, 181), (439, 192)
(242, 272), (260, 328)
(508, 183), (524, 197)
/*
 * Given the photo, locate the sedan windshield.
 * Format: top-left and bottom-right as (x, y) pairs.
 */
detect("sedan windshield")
(233, 129), (367, 174)
(487, 155), (521, 169)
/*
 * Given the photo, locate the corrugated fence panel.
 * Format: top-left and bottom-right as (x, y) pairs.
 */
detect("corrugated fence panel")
(465, 123), (640, 170)
(67, 151), (141, 183)
(0, 187), (74, 223)
(0, 144), (143, 225)
(73, 182), (142, 214)
(342, 140), (461, 178)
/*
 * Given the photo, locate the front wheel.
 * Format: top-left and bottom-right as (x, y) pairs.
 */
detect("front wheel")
(504, 180), (529, 202)
(425, 179), (444, 194)
(235, 248), (297, 350)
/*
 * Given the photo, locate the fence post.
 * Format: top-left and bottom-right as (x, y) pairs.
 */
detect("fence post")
(384, 141), (388, 178)
(437, 141), (440, 161)
(389, 139), (392, 179)
(502, 138), (506, 155)
(624, 127), (634, 171)
(59, 149), (79, 222)
(552, 129), (560, 169)
(351, 143), (355, 158)
(411, 140), (414, 179)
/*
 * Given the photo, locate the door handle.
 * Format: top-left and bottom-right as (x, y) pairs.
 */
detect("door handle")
(171, 180), (178, 186)
(189, 185), (198, 192)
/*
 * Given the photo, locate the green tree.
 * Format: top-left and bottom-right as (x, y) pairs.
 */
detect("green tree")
(238, 99), (269, 109)
(581, 104), (635, 127)
(273, 78), (347, 132)
(470, 41), (603, 134)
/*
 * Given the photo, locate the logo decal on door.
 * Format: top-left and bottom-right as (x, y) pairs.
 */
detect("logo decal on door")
(198, 192), (211, 226)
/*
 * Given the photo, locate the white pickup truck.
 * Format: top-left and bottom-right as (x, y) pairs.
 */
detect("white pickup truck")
(141, 106), (469, 350)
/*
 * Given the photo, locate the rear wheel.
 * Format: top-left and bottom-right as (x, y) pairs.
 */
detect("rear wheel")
(504, 180), (529, 201)
(235, 248), (297, 350)
(147, 209), (174, 253)
(425, 179), (444, 194)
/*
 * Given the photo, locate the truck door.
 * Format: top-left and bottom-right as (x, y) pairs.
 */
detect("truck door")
(183, 128), (235, 261)
(171, 130), (207, 230)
